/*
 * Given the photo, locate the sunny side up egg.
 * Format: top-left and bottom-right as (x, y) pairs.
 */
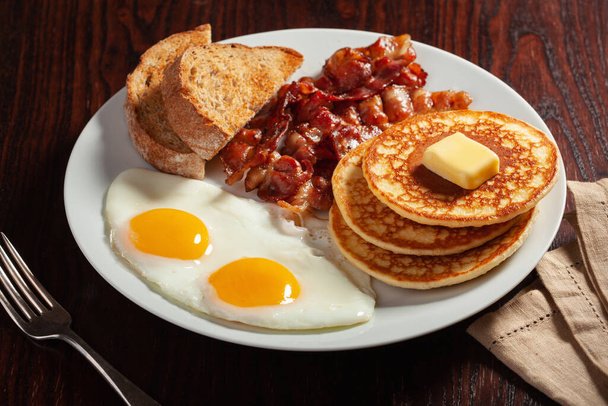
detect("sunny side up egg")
(104, 168), (375, 330)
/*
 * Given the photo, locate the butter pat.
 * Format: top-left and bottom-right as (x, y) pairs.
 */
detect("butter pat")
(422, 132), (499, 189)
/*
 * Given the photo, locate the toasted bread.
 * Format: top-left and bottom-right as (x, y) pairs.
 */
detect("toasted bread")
(125, 24), (211, 179)
(161, 43), (303, 160)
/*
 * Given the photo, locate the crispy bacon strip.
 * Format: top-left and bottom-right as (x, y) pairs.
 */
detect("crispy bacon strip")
(220, 34), (472, 210)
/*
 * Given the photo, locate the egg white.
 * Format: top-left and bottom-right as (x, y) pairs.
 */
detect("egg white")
(104, 168), (375, 330)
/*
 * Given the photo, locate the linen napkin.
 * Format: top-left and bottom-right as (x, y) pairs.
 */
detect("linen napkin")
(467, 179), (608, 405)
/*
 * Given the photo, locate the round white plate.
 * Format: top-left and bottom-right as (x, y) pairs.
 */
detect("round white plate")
(64, 28), (566, 351)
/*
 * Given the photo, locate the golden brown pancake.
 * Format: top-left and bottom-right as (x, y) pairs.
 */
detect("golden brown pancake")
(329, 204), (536, 289)
(362, 110), (559, 227)
(332, 140), (521, 255)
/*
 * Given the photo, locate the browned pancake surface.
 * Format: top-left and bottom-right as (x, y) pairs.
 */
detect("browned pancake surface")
(332, 141), (519, 255)
(329, 205), (536, 289)
(363, 110), (558, 227)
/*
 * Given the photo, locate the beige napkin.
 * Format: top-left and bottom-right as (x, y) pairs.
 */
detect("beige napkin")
(468, 179), (608, 405)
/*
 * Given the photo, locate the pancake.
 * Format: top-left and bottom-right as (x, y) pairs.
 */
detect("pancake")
(362, 110), (559, 227)
(329, 204), (537, 289)
(332, 140), (521, 255)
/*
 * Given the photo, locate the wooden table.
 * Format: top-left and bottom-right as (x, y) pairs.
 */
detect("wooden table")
(1, 1), (606, 404)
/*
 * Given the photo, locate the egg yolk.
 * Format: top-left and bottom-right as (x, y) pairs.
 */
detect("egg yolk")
(209, 258), (300, 307)
(129, 208), (209, 260)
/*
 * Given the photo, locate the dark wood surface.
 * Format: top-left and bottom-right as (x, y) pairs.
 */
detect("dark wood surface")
(0, 0), (606, 404)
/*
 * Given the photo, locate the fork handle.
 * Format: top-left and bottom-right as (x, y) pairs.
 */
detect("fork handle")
(59, 329), (160, 405)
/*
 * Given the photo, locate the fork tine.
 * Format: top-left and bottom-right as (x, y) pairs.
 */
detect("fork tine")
(1, 233), (53, 308)
(0, 255), (34, 320)
(0, 280), (29, 328)
(0, 237), (46, 314)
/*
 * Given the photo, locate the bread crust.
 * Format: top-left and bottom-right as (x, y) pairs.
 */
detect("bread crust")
(124, 101), (206, 178)
(125, 24), (212, 179)
(161, 43), (303, 160)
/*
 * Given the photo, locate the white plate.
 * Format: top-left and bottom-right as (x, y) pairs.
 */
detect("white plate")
(64, 28), (566, 351)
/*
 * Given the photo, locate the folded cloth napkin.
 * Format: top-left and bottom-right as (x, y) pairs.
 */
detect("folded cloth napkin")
(468, 179), (608, 405)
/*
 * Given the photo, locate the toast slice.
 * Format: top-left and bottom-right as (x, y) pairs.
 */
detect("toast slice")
(125, 24), (211, 179)
(161, 43), (303, 160)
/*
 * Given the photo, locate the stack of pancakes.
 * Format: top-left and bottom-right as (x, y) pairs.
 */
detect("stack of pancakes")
(329, 110), (559, 289)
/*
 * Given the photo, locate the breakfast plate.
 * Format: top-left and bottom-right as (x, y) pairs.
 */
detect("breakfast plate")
(64, 28), (566, 351)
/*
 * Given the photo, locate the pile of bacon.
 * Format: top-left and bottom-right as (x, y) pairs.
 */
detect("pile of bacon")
(220, 34), (472, 212)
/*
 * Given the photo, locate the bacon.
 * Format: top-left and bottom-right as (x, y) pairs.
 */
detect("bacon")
(430, 90), (473, 111)
(220, 128), (261, 179)
(282, 130), (307, 155)
(244, 165), (267, 191)
(308, 176), (333, 210)
(411, 89), (434, 113)
(313, 75), (333, 91)
(394, 62), (427, 88)
(257, 155), (312, 202)
(296, 123), (322, 143)
(381, 85), (414, 122)
(308, 107), (342, 135)
(327, 125), (360, 158)
(358, 95), (389, 128)
(282, 130), (317, 164)
(221, 82), (299, 183)
(220, 34), (473, 212)
(367, 34), (416, 63)
(450, 91), (473, 109)
(295, 91), (332, 123)
(335, 103), (362, 126)
(323, 48), (372, 92)
(259, 86), (296, 149)
(431, 90), (457, 111)
(282, 181), (312, 212)
(281, 175), (332, 212)
(410, 89), (474, 113)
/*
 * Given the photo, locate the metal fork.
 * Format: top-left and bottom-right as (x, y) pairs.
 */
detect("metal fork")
(0, 233), (159, 405)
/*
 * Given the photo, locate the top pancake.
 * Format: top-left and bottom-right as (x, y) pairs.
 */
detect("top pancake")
(332, 140), (520, 255)
(362, 110), (559, 227)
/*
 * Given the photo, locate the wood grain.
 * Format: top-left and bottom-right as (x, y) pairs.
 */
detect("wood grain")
(0, 0), (606, 404)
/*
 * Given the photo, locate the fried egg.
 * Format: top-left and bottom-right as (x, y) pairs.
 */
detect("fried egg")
(104, 168), (375, 330)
